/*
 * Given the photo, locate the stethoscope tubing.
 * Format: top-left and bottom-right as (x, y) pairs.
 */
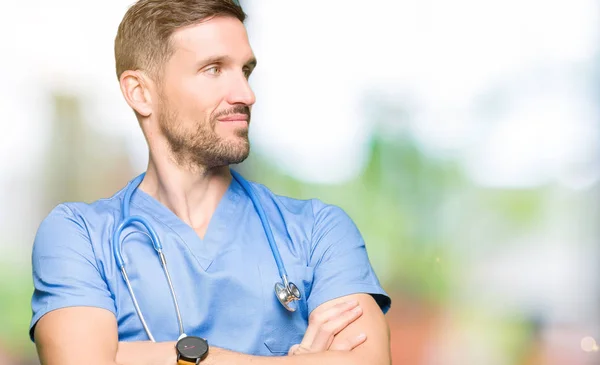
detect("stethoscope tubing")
(229, 169), (289, 280)
(112, 170), (298, 341)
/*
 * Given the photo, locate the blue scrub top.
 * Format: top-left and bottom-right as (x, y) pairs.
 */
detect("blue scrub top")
(30, 173), (391, 356)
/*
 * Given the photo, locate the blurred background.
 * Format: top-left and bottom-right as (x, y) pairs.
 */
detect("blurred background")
(1, 0), (599, 364)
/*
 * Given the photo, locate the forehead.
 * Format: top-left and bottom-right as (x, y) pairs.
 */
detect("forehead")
(170, 16), (254, 62)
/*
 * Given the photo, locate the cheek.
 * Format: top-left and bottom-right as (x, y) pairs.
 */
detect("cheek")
(179, 81), (222, 121)
(164, 74), (216, 109)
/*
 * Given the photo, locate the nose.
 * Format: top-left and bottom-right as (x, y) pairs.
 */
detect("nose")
(227, 72), (256, 106)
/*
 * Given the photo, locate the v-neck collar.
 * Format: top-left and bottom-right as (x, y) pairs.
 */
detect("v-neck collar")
(128, 176), (244, 271)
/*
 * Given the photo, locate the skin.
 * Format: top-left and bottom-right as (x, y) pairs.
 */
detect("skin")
(33, 15), (391, 365)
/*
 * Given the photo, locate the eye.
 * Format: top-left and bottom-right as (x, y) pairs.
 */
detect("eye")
(205, 66), (221, 76)
(243, 67), (253, 79)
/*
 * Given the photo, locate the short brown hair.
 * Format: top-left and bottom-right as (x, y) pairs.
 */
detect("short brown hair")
(114, 0), (246, 81)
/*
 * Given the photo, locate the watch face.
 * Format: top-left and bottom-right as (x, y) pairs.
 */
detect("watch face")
(177, 336), (208, 360)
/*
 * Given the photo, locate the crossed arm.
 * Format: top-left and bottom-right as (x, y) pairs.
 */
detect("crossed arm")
(34, 293), (390, 365)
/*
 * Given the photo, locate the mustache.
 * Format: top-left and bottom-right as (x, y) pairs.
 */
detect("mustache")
(213, 105), (251, 120)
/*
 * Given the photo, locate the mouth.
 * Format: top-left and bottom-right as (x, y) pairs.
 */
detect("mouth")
(217, 114), (249, 122)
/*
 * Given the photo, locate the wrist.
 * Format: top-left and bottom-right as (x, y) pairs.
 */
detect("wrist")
(165, 349), (178, 365)
(194, 346), (225, 365)
(115, 340), (178, 365)
(162, 341), (178, 365)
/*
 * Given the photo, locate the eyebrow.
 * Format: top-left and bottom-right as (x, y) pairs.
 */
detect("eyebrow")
(197, 55), (257, 69)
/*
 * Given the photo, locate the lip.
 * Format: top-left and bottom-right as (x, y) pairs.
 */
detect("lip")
(218, 114), (249, 122)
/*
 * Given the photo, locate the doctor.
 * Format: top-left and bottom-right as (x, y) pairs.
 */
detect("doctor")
(30, 0), (391, 364)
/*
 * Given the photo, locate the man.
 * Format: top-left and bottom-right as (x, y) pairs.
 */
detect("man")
(29, 1), (392, 364)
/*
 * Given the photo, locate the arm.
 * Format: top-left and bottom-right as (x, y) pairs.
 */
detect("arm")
(30, 205), (368, 365)
(35, 307), (120, 365)
(200, 293), (389, 365)
(35, 307), (174, 365)
(117, 201), (393, 365)
(33, 204), (390, 365)
(30, 206), (178, 365)
(300, 293), (391, 364)
(30, 205), (121, 365)
(116, 299), (375, 365)
(36, 296), (386, 365)
(119, 295), (387, 365)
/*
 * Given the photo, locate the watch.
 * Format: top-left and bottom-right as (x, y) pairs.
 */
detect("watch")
(176, 336), (209, 364)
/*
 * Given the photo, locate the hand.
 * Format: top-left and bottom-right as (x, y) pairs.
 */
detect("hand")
(288, 300), (366, 355)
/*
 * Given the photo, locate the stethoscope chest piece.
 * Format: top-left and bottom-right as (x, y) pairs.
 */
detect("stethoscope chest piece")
(275, 281), (301, 312)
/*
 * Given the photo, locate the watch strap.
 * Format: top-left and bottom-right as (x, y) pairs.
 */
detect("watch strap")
(177, 359), (198, 365)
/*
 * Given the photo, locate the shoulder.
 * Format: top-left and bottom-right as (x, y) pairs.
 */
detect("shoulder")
(40, 193), (123, 230)
(246, 179), (350, 218)
(33, 187), (127, 254)
(246, 180), (313, 211)
(244, 179), (358, 242)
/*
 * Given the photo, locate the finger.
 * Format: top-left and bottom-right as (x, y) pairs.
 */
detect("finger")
(330, 333), (367, 351)
(301, 300), (360, 348)
(310, 305), (363, 351)
(288, 344), (300, 356)
(288, 344), (311, 356)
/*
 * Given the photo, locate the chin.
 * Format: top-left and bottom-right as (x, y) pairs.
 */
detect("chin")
(216, 151), (248, 166)
(228, 132), (250, 149)
(219, 139), (250, 165)
(230, 144), (250, 163)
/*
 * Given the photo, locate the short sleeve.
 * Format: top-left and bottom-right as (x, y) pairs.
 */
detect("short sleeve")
(306, 201), (391, 315)
(29, 204), (116, 341)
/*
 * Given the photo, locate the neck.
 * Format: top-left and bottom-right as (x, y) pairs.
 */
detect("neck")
(138, 152), (232, 236)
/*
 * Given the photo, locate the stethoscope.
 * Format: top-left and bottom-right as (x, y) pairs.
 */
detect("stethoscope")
(112, 170), (301, 342)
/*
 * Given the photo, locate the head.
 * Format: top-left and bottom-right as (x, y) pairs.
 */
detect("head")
(115, 0), (256, 170)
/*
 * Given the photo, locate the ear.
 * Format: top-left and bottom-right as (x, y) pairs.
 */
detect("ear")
(119, 70), (154, 117)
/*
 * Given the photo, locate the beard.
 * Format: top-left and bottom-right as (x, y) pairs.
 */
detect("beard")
(158, 102), (251, 170)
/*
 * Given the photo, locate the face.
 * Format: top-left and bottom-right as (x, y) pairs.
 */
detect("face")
(155, 16), (257, 169)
